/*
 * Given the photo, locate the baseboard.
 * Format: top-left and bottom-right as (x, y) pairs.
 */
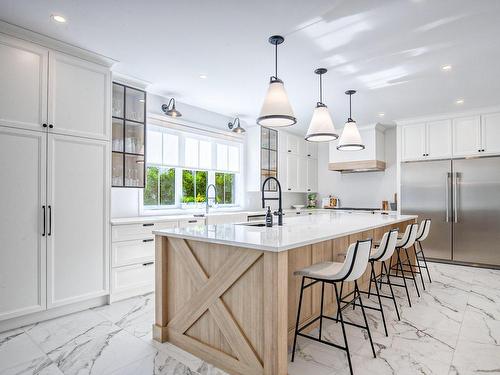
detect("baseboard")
(427, 258), (500, 270)
(109, 285), (154, 303)
(0, 295), (109, 333)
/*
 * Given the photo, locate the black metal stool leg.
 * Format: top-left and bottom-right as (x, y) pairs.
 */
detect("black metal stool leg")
(397, 248), (412, 307)
(319, 281), (325, 340)
(413, 245), (426, 290)
(404, 247), (420, 297)
(384, 261), (400, 321)
(336, 281), (344, 322)
(355, 281), (376, 359)
(371, 262), (388, 336)
(419, 242), (432, 283)
(334, 282), (353, 375)
(368, 262), (374, 299)
(291, 277), (305, 362)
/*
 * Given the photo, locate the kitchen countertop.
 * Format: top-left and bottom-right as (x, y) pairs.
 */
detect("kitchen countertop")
(110, 208), (331, 225)
(153, 211), (417, 252)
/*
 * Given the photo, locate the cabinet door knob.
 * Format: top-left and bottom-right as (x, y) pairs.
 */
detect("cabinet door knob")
(288, 150), (291, 153)
(42, 123), (47, 128)
(288, 188), (291, 191)
(49, 124), (54, 129)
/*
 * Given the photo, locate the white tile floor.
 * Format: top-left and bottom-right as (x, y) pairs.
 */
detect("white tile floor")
(0, 262), (499, 375)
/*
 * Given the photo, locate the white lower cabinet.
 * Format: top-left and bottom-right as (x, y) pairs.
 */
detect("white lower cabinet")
(0, 127), (47, 321)
(110, 220), (178, 302)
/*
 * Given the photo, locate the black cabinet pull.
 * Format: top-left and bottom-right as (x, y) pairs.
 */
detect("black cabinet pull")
(142, 223), (154, 227)
(48, 205), (52, 236)
(42, 206), (46, 236)
(307, 189), (311, 192)
(142, 261), (154, 266)
(142, 239), (154, 243)
(49, 124), (54, 129)
(287, 188), (291, 191)
(288, 150), (291, 153)
(42, 123), (47, 128)
(307, 154), (311, 157)
(188, 220), (197, 223)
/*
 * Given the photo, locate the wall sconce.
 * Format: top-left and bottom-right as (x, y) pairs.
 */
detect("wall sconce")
(228, 117), (246, 134)
(161, 98), (182, 117)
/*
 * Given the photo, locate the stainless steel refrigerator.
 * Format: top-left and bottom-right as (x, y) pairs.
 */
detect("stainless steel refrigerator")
(401, 156), (500, 267)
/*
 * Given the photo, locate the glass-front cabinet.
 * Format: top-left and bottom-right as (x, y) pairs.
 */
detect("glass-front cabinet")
(261, 127), (278, 191)
(112, 83), (146, 187)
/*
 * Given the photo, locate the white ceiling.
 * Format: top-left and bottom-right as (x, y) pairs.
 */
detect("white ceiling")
(1, 0), (500, 134)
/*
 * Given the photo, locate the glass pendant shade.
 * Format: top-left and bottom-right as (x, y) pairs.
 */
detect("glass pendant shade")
(337, 120), (365, 151)
(257, 79), (296, 127)
(305, 104), (338, 142)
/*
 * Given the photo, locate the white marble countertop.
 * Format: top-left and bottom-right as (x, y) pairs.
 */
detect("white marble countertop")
(153, 211), (417, 252)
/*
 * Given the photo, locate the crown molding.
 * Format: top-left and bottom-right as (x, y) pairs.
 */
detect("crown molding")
(396, 105), (500, 126)
(112, 71), (151, 90)
(0, 19), (117, 67)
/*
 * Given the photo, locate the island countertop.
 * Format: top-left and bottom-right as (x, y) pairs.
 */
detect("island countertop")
(153, 211), (417, 252)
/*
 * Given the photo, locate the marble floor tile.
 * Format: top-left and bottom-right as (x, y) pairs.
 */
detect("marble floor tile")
(449, 340), (500, 374)
(0, 328), (59, 375)
(93, 293), (154, 340)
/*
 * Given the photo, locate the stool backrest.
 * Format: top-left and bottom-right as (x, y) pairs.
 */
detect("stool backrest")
(371, 229), (398, 262)
(339, 239), (372, 282)
(416, 219), (431, 242)
(397, 223), (418, 249)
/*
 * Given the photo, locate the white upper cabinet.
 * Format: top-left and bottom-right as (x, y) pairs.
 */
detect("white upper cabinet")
(48, 52), (111, 140)
(305, 142), (318, 159)
(401, 123), (426, 161)
(427, 120), (452, 159)
(306, 158), (318, 192)
(0, 34), (48, 132)
(0, 127), (47, 321)
(481, 113), (500, 154)
(401, 121), (452, 161)
(46, 134), (109, 308)
(452, 116), (481, 157)
(297, 157), (307, 192)
(285, 132), (299, 154)
(285, 153), (298, 191)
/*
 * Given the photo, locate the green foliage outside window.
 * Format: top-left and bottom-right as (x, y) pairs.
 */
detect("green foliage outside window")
(215, 172), (234, 204)
(182, 170), (207, 203)
(144, 166), (175, 206)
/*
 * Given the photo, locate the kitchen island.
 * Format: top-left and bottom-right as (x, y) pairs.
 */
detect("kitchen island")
(152, 211), (417, 375)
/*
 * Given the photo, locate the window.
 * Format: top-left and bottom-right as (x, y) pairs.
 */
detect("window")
(142, 124), (242, 210)
(144, 167), (175, 207)
(182, 169), (207, 203)
(215, 173), (234, 204)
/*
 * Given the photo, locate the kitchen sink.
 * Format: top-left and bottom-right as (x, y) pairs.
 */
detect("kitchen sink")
(235, 222), (267, 227)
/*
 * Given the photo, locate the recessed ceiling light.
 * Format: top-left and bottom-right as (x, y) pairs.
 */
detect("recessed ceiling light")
(441, 64), (452, 71)
(378, 112), (385, 117)
(199, 74), (207, 79)
(456, 98), (464, 105)
(138, 99), (145, 103)
(51, 14), (67, 23)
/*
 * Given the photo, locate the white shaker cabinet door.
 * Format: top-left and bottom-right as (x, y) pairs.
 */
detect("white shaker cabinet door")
(401, 123), (426, 161)
(452, 116), (481, 157)
(306, 158), (318, 193)
(481, 113), (500, 155)
(286, 153), (299, 191)
(426, 120), (452, 159)
(48, 52), (111, 140)
(46, 134), (110, 308)
(0, 127), (46, 321)
(0, 35), (48, 132)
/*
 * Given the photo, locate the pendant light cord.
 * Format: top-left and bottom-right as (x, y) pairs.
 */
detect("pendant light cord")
(349, 93), (352, 121)
(274, 42), (278, 79)
(319, 73), (323, 104)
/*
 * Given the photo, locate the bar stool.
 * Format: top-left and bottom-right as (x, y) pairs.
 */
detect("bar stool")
(388, 223), (419, 307)
(399, 220), (431, 290)
(291, 239), (375, 375)
(364, 229), (401, 336)
(415, 219), (432, 283)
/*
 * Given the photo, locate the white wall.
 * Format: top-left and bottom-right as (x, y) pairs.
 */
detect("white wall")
(317, 128), (397, 208)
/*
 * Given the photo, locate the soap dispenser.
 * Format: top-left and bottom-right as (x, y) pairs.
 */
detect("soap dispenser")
(265, 206), (273, 227)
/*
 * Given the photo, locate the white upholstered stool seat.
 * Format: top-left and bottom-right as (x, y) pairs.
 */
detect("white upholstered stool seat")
(294, 262), (343, 280)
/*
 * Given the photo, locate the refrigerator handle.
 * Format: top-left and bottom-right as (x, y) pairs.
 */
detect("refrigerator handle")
(446, 172), (451, 222)
(453, 172), (459, 223)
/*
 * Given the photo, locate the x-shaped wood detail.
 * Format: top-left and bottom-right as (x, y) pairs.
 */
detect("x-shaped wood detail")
(167, 238), (263, 371)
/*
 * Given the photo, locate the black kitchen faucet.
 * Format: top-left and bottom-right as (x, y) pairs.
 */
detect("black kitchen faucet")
(261, 176), (283, 226)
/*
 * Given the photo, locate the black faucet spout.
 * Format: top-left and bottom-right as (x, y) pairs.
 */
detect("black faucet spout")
(261, 176), (283, 226)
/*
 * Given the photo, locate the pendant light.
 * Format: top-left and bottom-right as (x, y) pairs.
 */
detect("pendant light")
(161, 98), (182, 117)
(228, 117), (246, 134)
(337, 90), (365, 151)
(256, 35), (296, 127)
(305, 68), (338, 142)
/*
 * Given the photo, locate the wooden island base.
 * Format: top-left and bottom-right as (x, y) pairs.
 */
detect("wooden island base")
(153, 219), (416, 375)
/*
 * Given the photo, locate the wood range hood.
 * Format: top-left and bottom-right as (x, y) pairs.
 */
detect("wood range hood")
(328, 124), (387, 173)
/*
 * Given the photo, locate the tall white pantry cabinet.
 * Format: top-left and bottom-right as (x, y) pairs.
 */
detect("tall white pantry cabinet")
(0, 32), (112, 323)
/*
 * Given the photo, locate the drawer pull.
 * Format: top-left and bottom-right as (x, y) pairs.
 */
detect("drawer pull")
(143, 223), (154, 227)
(142, 239), (154, 243)
(188, 220), (197, 223)
(142, 261), (154, 266)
